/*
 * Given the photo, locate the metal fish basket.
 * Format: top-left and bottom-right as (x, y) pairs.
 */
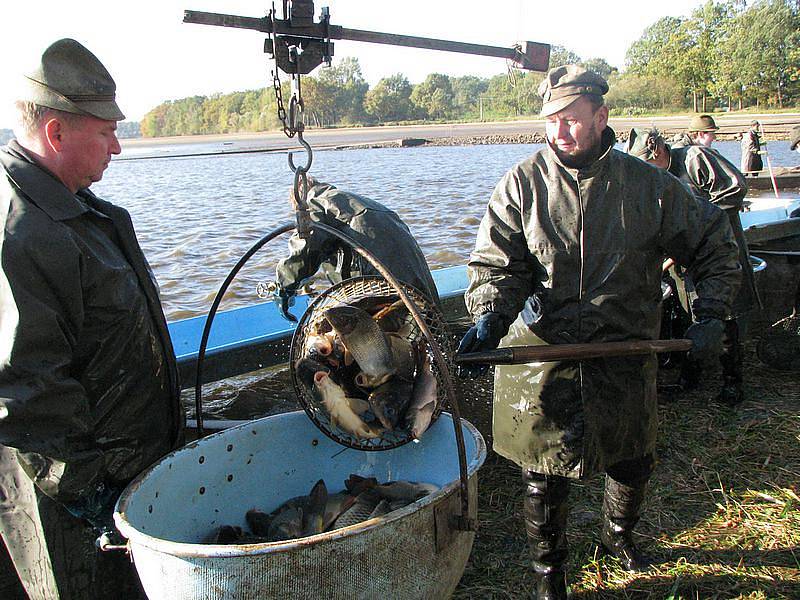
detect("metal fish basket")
(114, 410), (486, 600)
(290, 276), (452, 450)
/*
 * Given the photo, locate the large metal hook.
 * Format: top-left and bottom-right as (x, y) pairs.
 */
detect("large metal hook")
(288, 133), (313, 173)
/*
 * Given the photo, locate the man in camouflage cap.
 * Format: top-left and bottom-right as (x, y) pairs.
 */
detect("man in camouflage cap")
(458, 64), (740, 599)
(0, 39), (183, 599)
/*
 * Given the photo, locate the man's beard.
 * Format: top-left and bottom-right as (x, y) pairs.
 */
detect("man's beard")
(549, 127), (603, 169)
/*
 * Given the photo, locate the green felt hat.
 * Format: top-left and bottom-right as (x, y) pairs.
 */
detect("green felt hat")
(687, 114), (718, 132)
(21, 38), (124, 121)
(537, 64), (608, 117)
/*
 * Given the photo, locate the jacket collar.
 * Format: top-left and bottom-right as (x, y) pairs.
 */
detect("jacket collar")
(547, 126), (616, 178)
(1, 140), (89, 221)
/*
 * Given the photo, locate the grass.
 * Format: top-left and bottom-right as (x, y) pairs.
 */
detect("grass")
(451, 337), (800, 599)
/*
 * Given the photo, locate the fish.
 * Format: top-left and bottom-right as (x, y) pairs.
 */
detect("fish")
(324, 304), (395, 387)
(368, 499), (392, 519)
(267, 505), (304, 541)
(209, 524), (243, 544)
(332, 488), (381, 529)
(313, 370), (383, 439)
(374, 480), (438, 502)
(246, 509), (272, 537)
(302, 479), (329, 536)
(344, 474), (378, 495)
(388, 333), (417, 381)
(323, 492), (357, 530)
(373, 300), (411, 334)
(295, 356), (330, 388)
(405, 351), (438, 439)
(368, 378), (414, 430)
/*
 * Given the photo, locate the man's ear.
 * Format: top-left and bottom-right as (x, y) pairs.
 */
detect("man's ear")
(43, 117), (65, 153)
(595, 105), (609, 131)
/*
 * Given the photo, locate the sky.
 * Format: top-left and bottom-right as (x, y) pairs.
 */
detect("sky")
(0, 0), (706, 129)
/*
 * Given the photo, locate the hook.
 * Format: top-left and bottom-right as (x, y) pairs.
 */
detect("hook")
(288, 134), (313, 173)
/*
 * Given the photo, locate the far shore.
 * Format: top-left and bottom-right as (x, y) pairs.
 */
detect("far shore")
(122, 113), (800, 151)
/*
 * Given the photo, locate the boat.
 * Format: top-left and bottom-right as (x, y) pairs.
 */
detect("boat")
(742, 167), (800, 191)
(171, 197), (800, 397)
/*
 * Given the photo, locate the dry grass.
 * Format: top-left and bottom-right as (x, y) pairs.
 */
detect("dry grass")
(451, 338), (800, 600)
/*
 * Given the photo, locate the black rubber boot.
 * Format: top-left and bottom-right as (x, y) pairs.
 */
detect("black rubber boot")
(678, 357), (701, 392)
(599, 475), (653, 572)
(717, 320), (744, 406)
(522, 469), (570, 600)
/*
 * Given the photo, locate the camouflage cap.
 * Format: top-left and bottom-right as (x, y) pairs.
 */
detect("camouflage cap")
(625, 127), (664, 160)
(687, 114), (718, 132)
(537, 64), (608, 117)
(21, 38), (125, 121)
(790, 125), (800, 151)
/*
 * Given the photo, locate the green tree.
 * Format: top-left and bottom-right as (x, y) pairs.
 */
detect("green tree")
(316, 57), (369, 124)
(410, 73), (454, 119)
(364, 74), (414, 122)
(548, 46), (581, 68)
(581, 58), (617, 80)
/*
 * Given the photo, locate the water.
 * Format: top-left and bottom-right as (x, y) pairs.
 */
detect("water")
(94, 139), (799, 322)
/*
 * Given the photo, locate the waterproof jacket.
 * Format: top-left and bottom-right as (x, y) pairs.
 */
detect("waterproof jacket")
(668, 144), (760, 317)
(276, 182), (440, 304)
(0, 141), (183, 512)
(740, 130), (763, 173)
(466, 128), (741, 477)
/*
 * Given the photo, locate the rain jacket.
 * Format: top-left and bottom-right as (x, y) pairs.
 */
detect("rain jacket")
(0, 141), (183, 516)
(275, 182), (440, 305)
(668, 144), (760, 317)
(466, 128), (741, 478)
(740, 129), (763, 173)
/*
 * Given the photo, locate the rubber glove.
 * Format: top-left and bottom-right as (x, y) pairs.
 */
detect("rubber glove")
(456, 312), (508, 379)
(274, 288), (297, 323)
(63, 482), (121, 534)
(685, 317), (725, 364)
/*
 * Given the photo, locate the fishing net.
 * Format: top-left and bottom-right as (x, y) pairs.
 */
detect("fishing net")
(289, 276), (454, 450)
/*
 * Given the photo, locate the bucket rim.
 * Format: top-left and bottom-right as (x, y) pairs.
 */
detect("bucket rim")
(114, 411), (486, 558)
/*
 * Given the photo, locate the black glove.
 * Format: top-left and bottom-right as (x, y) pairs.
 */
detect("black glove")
(63, 482), (121, 534)
(456, 312), (508, 379)
(274, 288), (297, 323)
(685, 317), (725, 364)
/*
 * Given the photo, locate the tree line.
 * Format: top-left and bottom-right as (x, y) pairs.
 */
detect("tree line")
(140, 0), (799, 138)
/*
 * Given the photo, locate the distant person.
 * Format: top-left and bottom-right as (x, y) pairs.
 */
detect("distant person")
(627, 128), (759, 406)
(741, 120), (763, 173)
(457, 64), (740, 600)
(791, 125), (800, 157)
(688, 114), (719, 148)
(0, 39), (184, 598)
(274, 179), (440, 320)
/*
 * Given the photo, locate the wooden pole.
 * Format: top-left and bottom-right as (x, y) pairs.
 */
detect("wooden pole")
(455, 339), (693, 366)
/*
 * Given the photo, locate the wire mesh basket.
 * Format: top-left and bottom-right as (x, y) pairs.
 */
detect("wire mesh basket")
(290, 276), (453, 450)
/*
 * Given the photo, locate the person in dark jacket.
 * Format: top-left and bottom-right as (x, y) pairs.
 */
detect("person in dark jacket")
(741, 121), (763, 173)
(456, 65), (740, 599)
(0, 39), (184, 599)
(274, 178), (440, 320)
(626, 127), (759, 405)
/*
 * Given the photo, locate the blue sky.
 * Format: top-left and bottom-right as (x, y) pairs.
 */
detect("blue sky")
(1, 0), (704, 128)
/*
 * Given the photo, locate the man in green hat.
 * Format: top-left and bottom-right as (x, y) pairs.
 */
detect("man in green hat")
(626, 127), (759, 406)
(674, 114), (720, 149)
(457, 64), (741, 599)
(741, 120), (763, 173)
(0, 39), (183, 598)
